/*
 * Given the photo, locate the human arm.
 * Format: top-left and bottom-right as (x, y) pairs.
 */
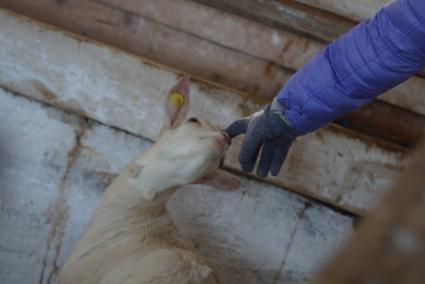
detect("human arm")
(226, 0), (425, 177)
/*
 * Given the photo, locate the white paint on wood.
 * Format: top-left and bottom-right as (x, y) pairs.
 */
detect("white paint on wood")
(104, 0), (321, 72)
(275, 205), (352, 283)
(170, 182), (353, 284)
(0, 11), (251, 137)
(0, 90), (78, 284)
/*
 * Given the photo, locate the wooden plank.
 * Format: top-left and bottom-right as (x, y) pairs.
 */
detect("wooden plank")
(0, 88), (354, 284)
(99, 0), (323, 72)
(295, 0), (390, 21)
(314, 142), (425, 284)
(0, 0), (297, 98)
(0, 89), (81, 284)
(191, 0), (425, 79)
(0, 9), (408, 215)
(2, 0), (424, 148)
(274, 205), (354, 283)
(335, 101), (425, 148)
(191, 0), (354, 43)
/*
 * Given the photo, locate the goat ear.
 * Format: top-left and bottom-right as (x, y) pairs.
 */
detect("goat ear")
(162, 76), (190, 130)
(197, 170), (240, 191)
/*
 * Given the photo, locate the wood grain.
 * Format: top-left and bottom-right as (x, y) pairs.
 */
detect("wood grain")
(191, 0), (354, 42)
(192, 0), (425, 79)
(295, 0), (390, 21)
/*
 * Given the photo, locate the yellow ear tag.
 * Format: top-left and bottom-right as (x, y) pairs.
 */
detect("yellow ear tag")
(169, 92), (185, 107)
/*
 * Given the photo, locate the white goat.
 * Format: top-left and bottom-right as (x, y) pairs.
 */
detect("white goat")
(59, 76), (239, 284)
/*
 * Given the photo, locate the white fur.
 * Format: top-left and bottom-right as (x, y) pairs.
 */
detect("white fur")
(59, 105), (231, 283)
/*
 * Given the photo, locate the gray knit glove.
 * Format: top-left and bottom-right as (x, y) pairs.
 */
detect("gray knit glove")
(224, 99), (296, 177)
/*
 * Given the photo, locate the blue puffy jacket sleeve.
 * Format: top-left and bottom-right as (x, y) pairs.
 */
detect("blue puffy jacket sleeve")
(276, 0), (425, 135)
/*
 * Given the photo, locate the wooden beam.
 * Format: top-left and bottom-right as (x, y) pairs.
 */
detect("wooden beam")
(191, 0), (354, 42)
(0, 0), (318, 94)
(191, 0), (425, 79)
(1, 0), (424, 147)
(336, 101), (425, 148)
(314, 141), (425, 284)
(0, 9), (408, 215)
(295, 0), (390, 22)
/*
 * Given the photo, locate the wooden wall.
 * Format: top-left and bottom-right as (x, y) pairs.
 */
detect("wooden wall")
(1, 0), (424, 147)
(0, 0), (422, 213)
(0, 0), (423, 283)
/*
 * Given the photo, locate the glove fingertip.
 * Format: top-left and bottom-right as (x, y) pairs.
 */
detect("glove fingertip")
(239, 154), (255, 173)
(256, 142), (274, 178)
(241, 164), (255, 173)
(224, 118), (249, 138)
(270, 166), (282, 176)
(239, 139), (263, 174)
(270, 150), (288, 176)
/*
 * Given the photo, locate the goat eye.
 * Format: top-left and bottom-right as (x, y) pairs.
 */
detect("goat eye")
(187, 117), (201, 124)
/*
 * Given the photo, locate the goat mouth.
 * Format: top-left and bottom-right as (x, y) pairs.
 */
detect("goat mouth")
(200, 132), (230, 149)
(217, 131), (231, 148)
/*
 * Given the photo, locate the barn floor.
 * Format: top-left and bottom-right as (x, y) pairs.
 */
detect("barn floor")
(0, 0), (420, 283)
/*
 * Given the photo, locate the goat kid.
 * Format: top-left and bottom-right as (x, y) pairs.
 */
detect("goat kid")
(59, 76), (239, 284)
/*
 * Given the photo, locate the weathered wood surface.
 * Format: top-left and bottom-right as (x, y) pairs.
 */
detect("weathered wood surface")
(295, 0), (390, 21)
(0, 91), (79, 284)
(0, 0), (320, 96)
(336, 101), (425, 148)
(192, 0), (354, 42)
(314, 142), (425, 284)
(192, 0), (425, 78)
(0, 9), (408, 215)
(1, 0), (424, 147)
(102, 0), (425, 118)
(0, 88), (354, 284)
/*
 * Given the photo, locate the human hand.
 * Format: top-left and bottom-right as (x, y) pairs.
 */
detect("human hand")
(224, 101), (296, 177)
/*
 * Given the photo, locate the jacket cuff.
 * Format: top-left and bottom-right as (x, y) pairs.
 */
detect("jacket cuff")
(270, 96), (292, 126)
